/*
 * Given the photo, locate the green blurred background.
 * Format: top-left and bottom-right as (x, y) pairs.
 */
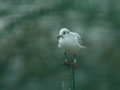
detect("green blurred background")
(0, 0), (120, 90)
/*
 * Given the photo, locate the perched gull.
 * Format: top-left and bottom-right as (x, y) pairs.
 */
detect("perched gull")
(57, 28), (85, 68)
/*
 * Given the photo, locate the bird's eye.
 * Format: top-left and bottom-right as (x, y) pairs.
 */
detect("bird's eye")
(63, 32), (66, 35)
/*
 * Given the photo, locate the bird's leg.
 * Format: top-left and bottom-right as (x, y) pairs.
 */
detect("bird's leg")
(73, 54), (78, 68)
(63, 52), (70, 65)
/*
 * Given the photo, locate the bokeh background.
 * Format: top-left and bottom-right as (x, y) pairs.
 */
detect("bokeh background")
(0, 0), (120, 90)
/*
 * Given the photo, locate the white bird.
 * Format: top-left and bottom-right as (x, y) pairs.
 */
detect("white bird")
(57, 28), (85, 68)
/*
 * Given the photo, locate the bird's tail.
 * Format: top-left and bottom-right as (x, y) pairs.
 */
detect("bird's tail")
(80, 46), (86, 48)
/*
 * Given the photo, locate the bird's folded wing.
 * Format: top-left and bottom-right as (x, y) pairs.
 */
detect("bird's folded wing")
(73, 32), (82, 45)
(71, 32), (84, 46)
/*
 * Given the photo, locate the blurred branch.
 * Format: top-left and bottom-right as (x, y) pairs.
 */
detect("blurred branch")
(0, 0), (73, 38)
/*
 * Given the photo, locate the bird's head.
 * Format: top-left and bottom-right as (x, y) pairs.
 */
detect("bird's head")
(57, 28), (70, 39)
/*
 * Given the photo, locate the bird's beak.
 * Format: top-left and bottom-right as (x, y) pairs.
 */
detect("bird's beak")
(57, 35), (62, 39)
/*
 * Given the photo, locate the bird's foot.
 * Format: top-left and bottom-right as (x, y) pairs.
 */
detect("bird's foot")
(63, 61), (70, 65)
(72, 64), (78, 68)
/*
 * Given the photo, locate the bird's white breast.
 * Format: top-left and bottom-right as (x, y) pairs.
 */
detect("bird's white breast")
(58, 36), (80, 53)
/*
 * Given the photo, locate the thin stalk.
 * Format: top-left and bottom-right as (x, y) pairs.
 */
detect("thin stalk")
(72, 66), (75, 90)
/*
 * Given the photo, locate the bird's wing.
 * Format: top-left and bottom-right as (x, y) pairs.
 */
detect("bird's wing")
(76, 33), (83, 45)
(71, 32), (82, 45)
(75, 33), (86, 48)
(71, 32), (86, 48)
